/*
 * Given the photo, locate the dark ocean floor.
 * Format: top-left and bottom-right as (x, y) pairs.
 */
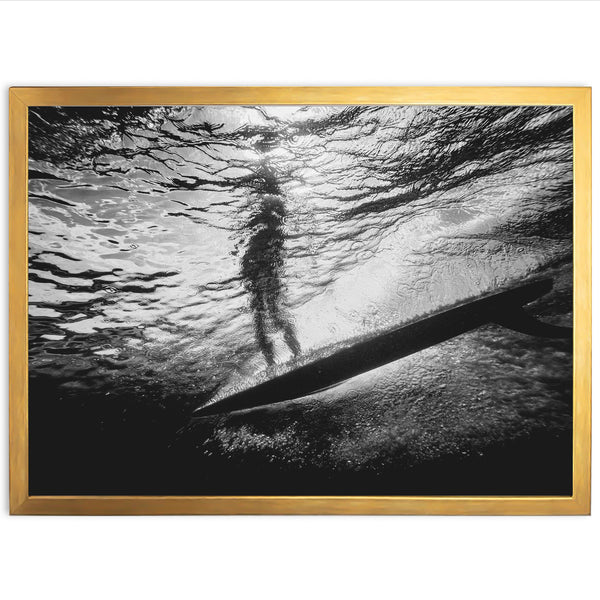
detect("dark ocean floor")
(28, 372), (573, 496)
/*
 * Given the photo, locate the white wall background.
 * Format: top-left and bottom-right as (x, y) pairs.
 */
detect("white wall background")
(1, 2), (597, 599)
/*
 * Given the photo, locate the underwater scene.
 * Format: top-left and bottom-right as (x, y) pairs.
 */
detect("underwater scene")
(28, 104), (573, 494)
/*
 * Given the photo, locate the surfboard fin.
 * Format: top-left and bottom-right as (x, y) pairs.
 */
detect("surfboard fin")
(493, 307), (572, 339)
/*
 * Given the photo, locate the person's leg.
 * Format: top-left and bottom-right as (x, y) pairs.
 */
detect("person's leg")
(281, 319), (301, 358)
(252, 293), (275, 365)
(270, 304), (301, 358)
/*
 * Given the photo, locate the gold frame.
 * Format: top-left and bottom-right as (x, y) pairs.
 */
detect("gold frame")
(9, 87), (591, 515)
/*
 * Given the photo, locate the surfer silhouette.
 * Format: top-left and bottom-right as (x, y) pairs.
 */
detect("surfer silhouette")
(240, 156), (300, 365)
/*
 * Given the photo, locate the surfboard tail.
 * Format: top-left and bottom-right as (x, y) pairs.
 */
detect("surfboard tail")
(494, 307), (572, 339)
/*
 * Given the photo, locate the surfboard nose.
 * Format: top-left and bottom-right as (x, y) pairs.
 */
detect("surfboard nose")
(192, 402), (225, 418)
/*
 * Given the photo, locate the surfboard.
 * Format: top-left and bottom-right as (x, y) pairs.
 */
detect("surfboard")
(193, 278), (571, 417)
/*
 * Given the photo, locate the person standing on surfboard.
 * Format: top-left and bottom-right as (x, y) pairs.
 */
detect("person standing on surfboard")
(240, 136), (300, 366)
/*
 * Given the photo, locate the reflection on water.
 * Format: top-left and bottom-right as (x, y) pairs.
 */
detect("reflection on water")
(27, 105), (574, 494)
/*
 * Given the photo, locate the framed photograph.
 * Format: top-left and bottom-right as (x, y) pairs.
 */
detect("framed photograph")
(9, 87), (590, 515)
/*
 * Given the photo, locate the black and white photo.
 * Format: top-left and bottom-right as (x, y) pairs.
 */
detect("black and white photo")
(27, 103), (574, 495)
